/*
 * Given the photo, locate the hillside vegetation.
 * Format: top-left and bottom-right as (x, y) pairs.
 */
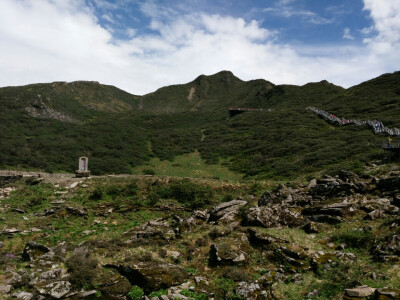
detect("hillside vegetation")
(1, 71), (400, 179)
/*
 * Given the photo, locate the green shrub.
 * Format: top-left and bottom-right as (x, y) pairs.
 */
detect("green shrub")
(66, 251), (98, 288)
(128, 285), (144, 300)
(331, 228), (374, 249)
(213, 277), (242, 300)
(89, 187), (103, 200)
(180, 289), (207, 300)
(142, 168), (155, 175)
(155, 179), (214, 209)
(149, 289), (168, 298)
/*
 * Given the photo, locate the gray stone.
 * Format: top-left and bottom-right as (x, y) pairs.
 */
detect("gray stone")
(209, 200), (247, 222)
(246, 205), (304, 228)
(235, 281), (261, 298)
(4, 271), (23, 287)
(345, 285), (376, 297)
(209, 238), (249, 266)
(0, 284), (12, 294)
(11, 291), (34, 300)
(105, 262), (188, 294)
(37, 281), (71, 299)
(258, 190), (278, 206)
(30, 268), (66, 285)
(22, 241), (50, 262)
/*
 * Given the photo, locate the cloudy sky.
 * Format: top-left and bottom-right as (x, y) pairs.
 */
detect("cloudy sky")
(0, 0), (399, 95)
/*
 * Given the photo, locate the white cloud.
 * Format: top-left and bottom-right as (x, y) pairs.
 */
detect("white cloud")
(343, 28), (354, 40)
(0, 0), (399, 96)
(263, 1), (333, 24)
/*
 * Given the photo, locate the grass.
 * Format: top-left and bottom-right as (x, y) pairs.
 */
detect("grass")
(131, 151), (244, 181)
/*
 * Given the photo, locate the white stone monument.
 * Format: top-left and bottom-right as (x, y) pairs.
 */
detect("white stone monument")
(75, 156), (90, 177)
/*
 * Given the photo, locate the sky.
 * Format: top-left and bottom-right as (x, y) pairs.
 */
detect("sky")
(0, 0), (399, 95)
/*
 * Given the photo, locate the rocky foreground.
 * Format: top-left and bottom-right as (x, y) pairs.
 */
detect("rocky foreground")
(1, 169), (400, 299)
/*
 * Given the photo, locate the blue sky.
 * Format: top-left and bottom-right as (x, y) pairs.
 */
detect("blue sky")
(0, 0), (399, 94)
(91, 0), (372, 44)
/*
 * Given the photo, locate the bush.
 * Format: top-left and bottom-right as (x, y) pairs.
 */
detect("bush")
(222, 267), (250, 282)
(155, 179), (214, 209)
(213, 277), (242, 299)
(149, 289), (168, 298)
(142, 168), (155, 175)
(89, 187), (103, 200)
(66, 251), (98, 288)
(128, 285), (144, 300)
(180, 289), (207, 300)
(331, 228), (374, 249)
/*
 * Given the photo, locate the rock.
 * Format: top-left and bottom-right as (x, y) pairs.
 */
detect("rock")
(376, 176), (400, 193)
(209, 200), (247, 222)
(172, 210), (209, 235)
(302, 201), (354, 217)
(310, 177), (357, 198)
(375, 287), (400, 299)
(247, 228), (289, 249)
(301, 222), (320, 234)
(194, 276), (208, 286)
(372, 234), (400, 261)
(345, 285), (376, 297)
(66, 206), (88, 218)
(308, 178), (317, 189)
(22, 241), (51, 262)
(258, 190), (278, 206)
(258, 270), (287, 286)
(364, 209), (385, 220)
(4, 271), (23, 287)
(11, 291), (34, 300)
(0, 228), (20, 236)
(30, 268), (67, 285)
(81, 230), (94, 235)
(0, 284), (12, 294)
(245, 205), (304, 228)
(97, 271), (132, 296)
(129, 220), (175, 242)
(310, 214), (344, 224)
(105, 262), (188, 294)
(69, 182), (79, 189)
(209, 238), (249, 266)
(168, 251), (181, 259)
(37, 281), (71, 299)
(25, 176), (44, 185)
(235, 281), (261, 299)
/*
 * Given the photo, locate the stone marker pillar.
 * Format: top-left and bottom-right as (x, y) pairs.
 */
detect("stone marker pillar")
(75, 157), (90, 178)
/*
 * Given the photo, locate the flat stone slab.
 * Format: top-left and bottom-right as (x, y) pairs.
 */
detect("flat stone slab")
(345, 285), (376, 297)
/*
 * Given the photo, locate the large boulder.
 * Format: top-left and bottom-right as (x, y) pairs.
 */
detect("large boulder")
(105, 262), (188, 294)
(372, 234), (400, 262)
(247, 228), (289, 249)
(37, 281), (72, 299)
(375, 288), (400, 299)
(172, 210), (209, 235)
(376, 176), (400, 193)
(309, 177), (358, 198)
(209, 238), (250, 266)
(22, 242), (51, 262)
(302, 201), (354, 217)
(209, 200), (247, 223)
(245, 205), (304, 228)
(258, 190), (279, 206)
(129, 220), (175, 242)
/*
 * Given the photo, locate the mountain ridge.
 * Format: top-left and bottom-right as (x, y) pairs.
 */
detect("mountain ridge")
(1, 70), (399, 179)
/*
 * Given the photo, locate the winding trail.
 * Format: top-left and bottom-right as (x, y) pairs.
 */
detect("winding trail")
(307, 106), (400, 136)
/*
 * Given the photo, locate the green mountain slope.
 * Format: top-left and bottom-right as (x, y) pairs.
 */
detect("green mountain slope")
(0, 71), (399, 179)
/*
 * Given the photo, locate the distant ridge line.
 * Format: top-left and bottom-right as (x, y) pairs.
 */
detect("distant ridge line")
(307, 106), (400, 136)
